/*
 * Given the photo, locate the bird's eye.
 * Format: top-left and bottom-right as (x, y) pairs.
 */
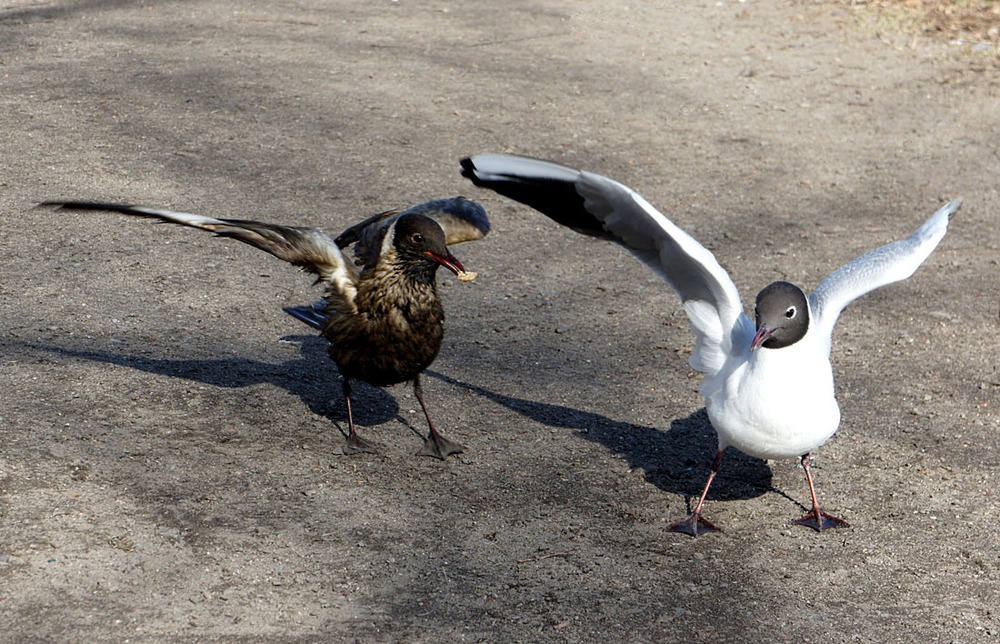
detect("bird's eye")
(411, 233), (424, 244)
(785, 306), (797, 319)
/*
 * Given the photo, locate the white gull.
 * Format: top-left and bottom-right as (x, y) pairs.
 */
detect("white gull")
(461, 153), (959, 536)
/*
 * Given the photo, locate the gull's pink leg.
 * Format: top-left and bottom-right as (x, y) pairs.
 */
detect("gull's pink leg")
(669, 450), (724, 537)
(793, 454), (849, 531)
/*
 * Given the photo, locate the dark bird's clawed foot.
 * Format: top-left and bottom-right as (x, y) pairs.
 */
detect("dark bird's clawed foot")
(416, 434), (464, 460)
(793, 509), (849, 532)
(341, 434), (379, 456)
(668, 512), (721, 537)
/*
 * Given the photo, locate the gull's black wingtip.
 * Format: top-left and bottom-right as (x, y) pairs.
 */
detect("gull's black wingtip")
(459, 153), (609, 239)
(459, 156), (478, 182)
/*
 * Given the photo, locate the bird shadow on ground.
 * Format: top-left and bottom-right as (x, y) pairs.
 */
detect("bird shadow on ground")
(428, 370), (775, 503)
(14, 335), (414, 441)
(12, 338), (781, 503)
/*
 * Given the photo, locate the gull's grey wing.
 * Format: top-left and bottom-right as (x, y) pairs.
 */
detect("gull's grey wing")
(461, 154), (751, 374)
(808, 199), (960, 348)
(41, 201), (359, 315)
(335, 197), (490, 270)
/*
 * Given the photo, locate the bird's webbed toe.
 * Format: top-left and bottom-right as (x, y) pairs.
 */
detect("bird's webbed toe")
(416, 434), (465, 460)
(341, 433), (380, 455)
(793, 509), (849, 532)
(667, 513), (722, 537)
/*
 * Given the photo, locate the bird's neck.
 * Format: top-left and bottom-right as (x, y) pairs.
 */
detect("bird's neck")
(361, 260), (441, 310)
(387, 256), (440, 289)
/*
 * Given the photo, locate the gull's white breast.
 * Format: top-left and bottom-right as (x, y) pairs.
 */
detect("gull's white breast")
(701, 331), (840, 460)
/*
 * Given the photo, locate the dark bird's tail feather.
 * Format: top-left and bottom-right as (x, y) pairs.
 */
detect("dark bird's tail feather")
(283, 300), (329, 330)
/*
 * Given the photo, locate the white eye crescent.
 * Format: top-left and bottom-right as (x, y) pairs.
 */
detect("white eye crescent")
(785, 306), (797, 319)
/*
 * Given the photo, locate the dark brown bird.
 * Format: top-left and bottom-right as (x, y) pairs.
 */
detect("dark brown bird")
(42, 198), (490, 459)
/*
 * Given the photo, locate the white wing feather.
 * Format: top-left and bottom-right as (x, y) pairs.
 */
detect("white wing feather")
(808, 199), (961, 348)
(574, 173), (752, 373)
(462, 154), (752, 374)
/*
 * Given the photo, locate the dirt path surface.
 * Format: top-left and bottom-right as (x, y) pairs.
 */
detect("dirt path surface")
(2, 1), (999, 641)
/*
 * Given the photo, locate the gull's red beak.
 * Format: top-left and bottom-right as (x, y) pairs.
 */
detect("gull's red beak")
(750, 325), (773, 352)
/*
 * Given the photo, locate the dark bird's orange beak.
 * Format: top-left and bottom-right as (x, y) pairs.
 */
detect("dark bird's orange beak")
(425, 250), (466, 276)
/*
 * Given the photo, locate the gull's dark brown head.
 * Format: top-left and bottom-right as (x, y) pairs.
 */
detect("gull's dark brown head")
(751, 281), (809, 351)
(392, 213), (465, 277)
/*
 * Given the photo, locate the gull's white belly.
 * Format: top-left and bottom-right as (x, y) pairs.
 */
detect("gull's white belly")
(702, 342), (840, 460)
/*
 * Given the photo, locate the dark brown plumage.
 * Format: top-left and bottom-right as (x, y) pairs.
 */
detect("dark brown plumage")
(41, 198), (490, 459)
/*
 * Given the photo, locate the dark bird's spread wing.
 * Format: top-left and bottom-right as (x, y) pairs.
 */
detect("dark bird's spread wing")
(461, 154), (750, 374)
(40, 201), (360, 314)
(41, 198), (492, 328)
(335, 196), (490, 270)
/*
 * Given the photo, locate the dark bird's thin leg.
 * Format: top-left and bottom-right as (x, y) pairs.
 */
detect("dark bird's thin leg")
(340, 379), (378, 455)
(668, 450), (723, 537)
(412, 375), (464, 459)
(793, 454), (848, 531)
